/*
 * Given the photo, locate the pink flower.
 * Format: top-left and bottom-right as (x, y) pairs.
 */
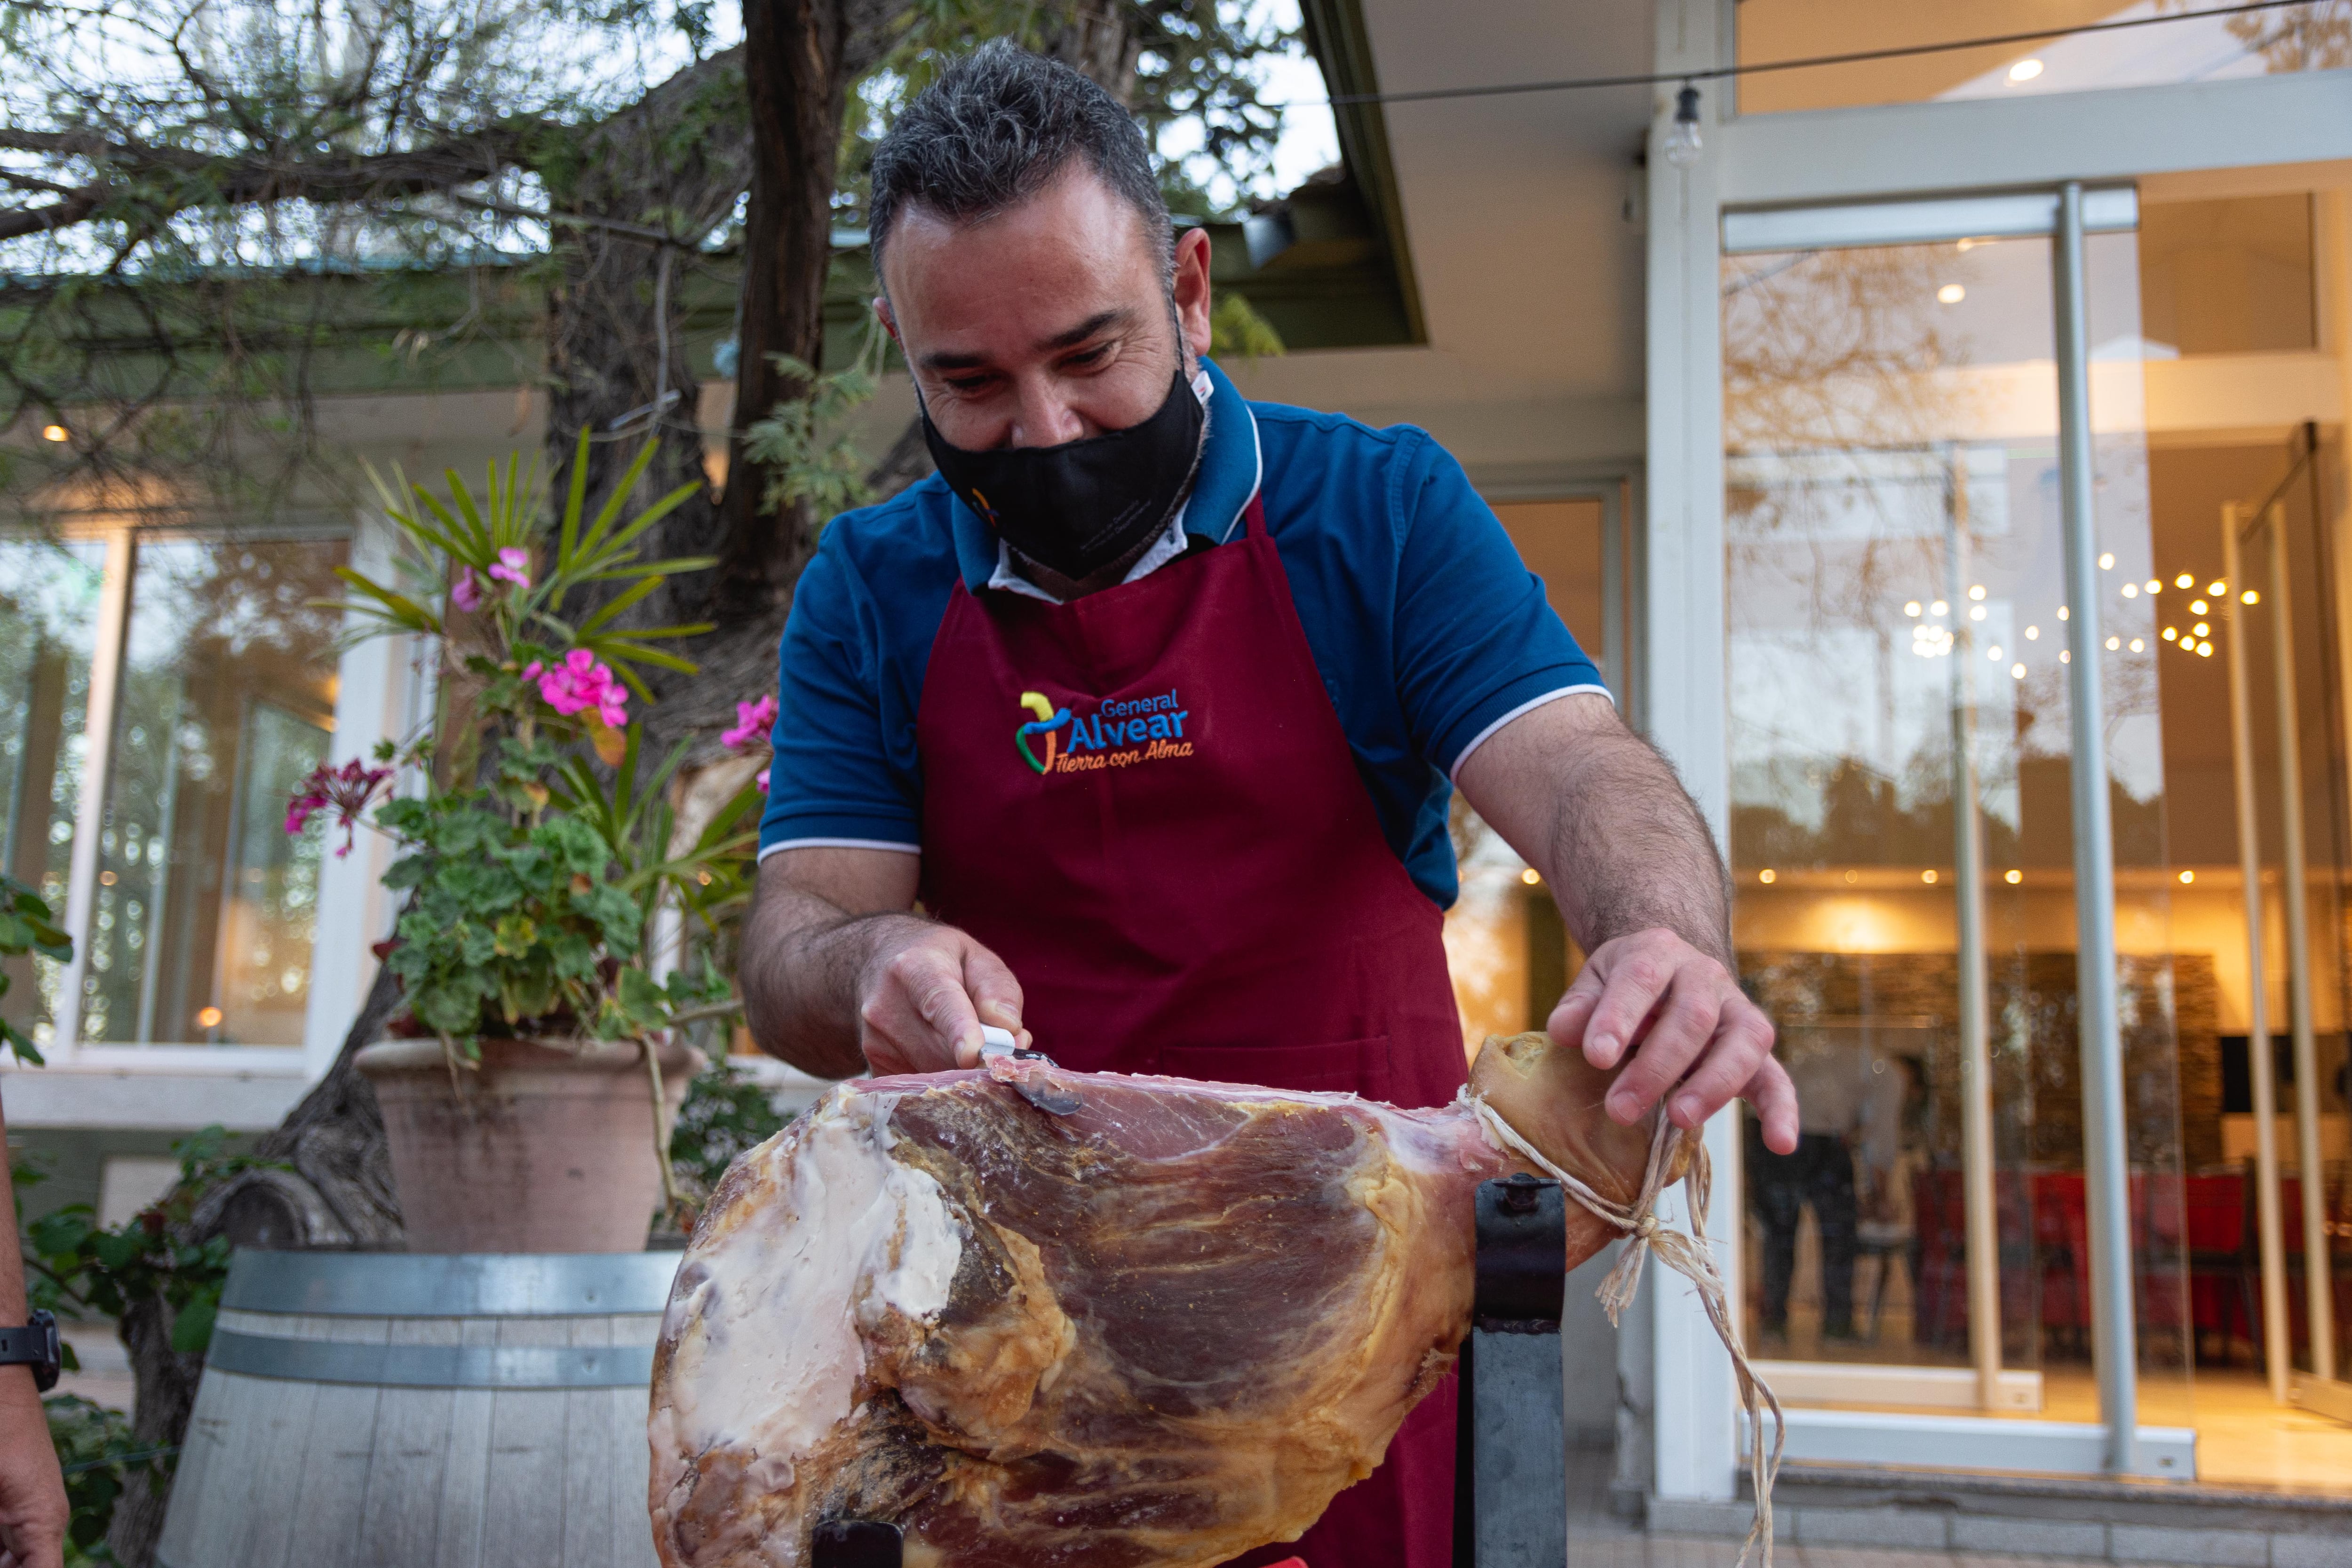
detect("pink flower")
(284, 759), (393, 858)
(450, 569), (484, 612)
(755, 767), (770, 794)
(487, 546), (531, 589)
(721, 695), (778, 751)
(535, 648), (628, 729)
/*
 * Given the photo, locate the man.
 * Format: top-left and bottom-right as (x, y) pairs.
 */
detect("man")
(742, 42), (1796, 1568)
(1, 1101), (67, 1568)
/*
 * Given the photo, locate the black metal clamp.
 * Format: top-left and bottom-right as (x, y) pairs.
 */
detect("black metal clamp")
(813, 1520), (902, 1568)
(1454, 1174), (1568, 1568)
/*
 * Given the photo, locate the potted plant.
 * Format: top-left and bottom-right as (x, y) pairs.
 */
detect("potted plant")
(308, 434), (761, 1253)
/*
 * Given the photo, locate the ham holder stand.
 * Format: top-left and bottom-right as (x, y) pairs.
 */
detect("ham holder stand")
(809, 1172), (1575, 1568)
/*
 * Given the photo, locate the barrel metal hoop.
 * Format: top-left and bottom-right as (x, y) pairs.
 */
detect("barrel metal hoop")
(219, 1250), (681, 1317)
(206, 1328), (656, 1389)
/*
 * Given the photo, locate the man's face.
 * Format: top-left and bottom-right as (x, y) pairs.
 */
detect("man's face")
(876, 165), (1215, 451)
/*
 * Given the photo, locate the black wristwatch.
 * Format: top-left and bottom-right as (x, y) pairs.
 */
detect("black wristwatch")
(0, 1310), (60, 1393)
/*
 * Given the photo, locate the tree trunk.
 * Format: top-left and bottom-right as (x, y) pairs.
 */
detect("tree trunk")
(708, 1), (861, 620)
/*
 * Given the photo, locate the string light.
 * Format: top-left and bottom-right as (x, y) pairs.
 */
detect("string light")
(2058, 606), (2070, 620)
(1904, 600), (1923, 616)
(2026, 626), (2040, 640)
(2193, 621), (2210, 637)
(2099, 553), (2115, 570)
(2010, 663), (2026, 679)
(1662, 84), (1704, 167)
(2005, 869), (2023, 885)
(2162, 626), (2177, 641)
(2130, 639), (2144, 652)
(1922, 869), (1939, 884)
(1931, 599), (1950, 616)
(2191, 598), (2209, 614)
(2122, 583), (2139, 597)
(1938, 284), (1967, 304)
(2207, 580), (2225, 596)
(2179, 870), (2196, 885)
(2176, 573), (2194, 588)
(2106, 636), (2120, 650)
(1970, 604), (1988, 621)
(2242, 589), (2259, 605)
(1968, 585), (1987, 601)
(2145, 579), (2161, 594)
(1759, 869), (1777, 884)
(2198, 641), (2214, 656)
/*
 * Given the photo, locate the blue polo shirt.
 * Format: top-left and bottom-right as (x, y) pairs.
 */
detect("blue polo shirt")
(758, 357), (1605, 908)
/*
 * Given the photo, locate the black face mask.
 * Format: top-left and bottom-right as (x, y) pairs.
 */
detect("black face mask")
(922, 364), (1206, 584)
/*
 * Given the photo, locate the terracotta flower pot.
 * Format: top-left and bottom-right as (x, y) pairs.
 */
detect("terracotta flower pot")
(356, 1035), (705, 1253)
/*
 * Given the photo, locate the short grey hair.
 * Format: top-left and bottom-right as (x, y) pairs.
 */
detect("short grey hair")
(867, 41), (1174, 293)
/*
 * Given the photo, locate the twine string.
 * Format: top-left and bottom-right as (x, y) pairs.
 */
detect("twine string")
(1462, 1090), (1785, 1568)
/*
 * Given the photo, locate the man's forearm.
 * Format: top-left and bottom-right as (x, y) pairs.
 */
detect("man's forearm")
(1540, 723), (1733, 967)
(739, 882), (917, 1078)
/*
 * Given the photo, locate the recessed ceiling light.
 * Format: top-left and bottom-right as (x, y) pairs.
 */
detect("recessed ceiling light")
(2009, 58), (2045, 83)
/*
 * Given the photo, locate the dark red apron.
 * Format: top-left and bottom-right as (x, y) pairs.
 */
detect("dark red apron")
(914, 496), (1466, 1568)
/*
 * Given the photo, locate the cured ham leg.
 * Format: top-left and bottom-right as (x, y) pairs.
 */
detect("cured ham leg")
(648, 1035), (1686, 1568)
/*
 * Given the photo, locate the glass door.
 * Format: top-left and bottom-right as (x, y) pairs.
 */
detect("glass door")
(1722, 191), (2196, 1447)
(2223, 440), (2352, 1427)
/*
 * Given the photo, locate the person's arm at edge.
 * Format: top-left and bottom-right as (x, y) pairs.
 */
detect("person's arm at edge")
(739, 848), (1032, 1080)
(0, 1098), (66, 1568)
(1455, 692), (1799, 1154)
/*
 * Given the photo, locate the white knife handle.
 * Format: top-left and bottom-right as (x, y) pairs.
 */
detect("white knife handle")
(978, 1025), (1019, 1056)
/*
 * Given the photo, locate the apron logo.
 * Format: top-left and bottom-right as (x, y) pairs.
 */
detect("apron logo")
(1015, 690), (1072, 774)
(1015, 688), (1194, 776)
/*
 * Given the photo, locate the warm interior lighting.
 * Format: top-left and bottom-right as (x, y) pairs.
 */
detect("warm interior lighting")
(2145, 579), (2161, 594)
(2004, 869), (2023, 885)
(2178, 870), (2195, 885)
(1843, 870), (1859, 885)
(40, 424), (67, 443)
(2098, 552), (2114, 570)
(1922, 869), (1939, 884)
(1758, 868), (1777, 884)
(2010, 662), (2026, 679)
(2176, 572), (2194, 588)
(2162, 626), (2177, 641)
(1969, 604), (1987, 620)
(2130, 639), (2144, 653)
(2122, 583), (2139, 598)
(2198, 641), (2214, 657)
(2105, 636), (2120, 650)
(1931, 599), (1949, 616)
(1985, 644), (2002, 661)
(2060, 649), (2071, 662)
(2193, 621), (2210, 637)
(2190, 598), (2209, 614)
(2025, 625), (2039, 640)
(1520, 867), (1541, 886)
(1967, 584), (1986, 600)
(1938, 283), (1967, 304)
(2207, 580), (2225, 596)
(196, 1006), (224, 1029)
(1904, 600), (1923, 617)
(2241, 589), (2259, 605)
(2008, 57), (2045, 82)
(2058, 605), (2069, 620)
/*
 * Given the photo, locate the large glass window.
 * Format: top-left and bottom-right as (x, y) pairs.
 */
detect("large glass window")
(0, 538), (104, 1044)
(1736, 2), (2351, 115)
(78, 535), (348, 1048)
(1723, 216), (2194, 1429)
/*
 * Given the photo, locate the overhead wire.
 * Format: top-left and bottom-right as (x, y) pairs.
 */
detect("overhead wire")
(1284, 0), (2330, 109)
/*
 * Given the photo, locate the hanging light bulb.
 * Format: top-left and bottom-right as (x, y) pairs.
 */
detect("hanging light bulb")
(1662, 84), (1704, 168)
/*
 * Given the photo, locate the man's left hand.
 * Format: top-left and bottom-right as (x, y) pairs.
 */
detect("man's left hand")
(1548, 926), (1797, 1154)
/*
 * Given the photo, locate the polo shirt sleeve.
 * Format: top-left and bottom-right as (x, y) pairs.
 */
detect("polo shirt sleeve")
(756, 534), (922, 858)
(1390, 434), (1609, 778)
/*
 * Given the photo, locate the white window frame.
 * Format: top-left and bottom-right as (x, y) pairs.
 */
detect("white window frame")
(1645, 0), (2352, 1503)
(23, 509), (415, 1085)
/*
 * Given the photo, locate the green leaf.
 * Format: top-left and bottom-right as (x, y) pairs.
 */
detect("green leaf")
(169, 1290), (219, 1354)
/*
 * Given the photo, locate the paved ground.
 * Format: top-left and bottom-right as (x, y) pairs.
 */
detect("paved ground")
(1561, 1447), (2138, 1568)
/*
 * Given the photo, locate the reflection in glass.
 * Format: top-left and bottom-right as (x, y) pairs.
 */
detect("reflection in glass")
(76, 535), (347, 1047)
(1736, 1), (2351, 115)
(1723, 231), (2190, 1414)
(0, 538), (103, 1048)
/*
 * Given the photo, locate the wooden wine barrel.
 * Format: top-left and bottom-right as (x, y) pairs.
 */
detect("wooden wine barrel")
(158, 1249), (677, 1568)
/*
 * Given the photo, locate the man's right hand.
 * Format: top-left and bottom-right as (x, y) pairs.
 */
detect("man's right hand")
(853, 916), (1030, 1076)
(741, 847), (1033, 1079)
